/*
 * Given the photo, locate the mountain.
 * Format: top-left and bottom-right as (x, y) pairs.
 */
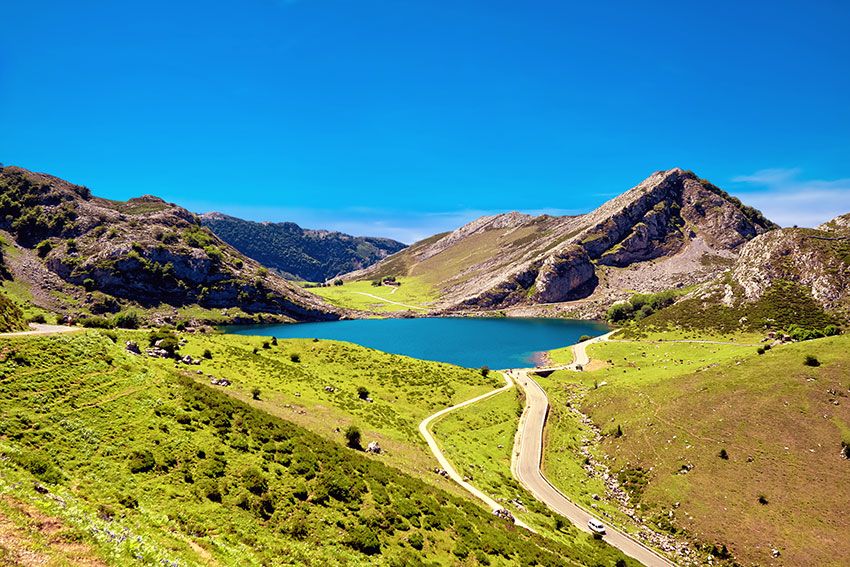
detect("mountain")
(347, 168), (777, 315)
(200, 212), (406, 282)
(0, 166), (340, 324)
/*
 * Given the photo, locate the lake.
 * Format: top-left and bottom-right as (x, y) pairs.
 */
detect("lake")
(224, 317), (609, 369)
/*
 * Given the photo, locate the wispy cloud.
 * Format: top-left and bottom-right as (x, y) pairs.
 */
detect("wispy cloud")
(730, 168), (850, 228)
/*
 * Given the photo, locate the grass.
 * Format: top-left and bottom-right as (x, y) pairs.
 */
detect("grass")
(308, 276), (437, 312)
(428, 386), (641, 565)
(547, 344), (575, 365)
(0, 330), (639, 566)
(539, 333), (850, 566)
(174, 332), (503, 491)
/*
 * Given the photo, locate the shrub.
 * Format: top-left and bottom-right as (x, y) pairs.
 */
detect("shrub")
(756, 347), (765, 355)
(251, 387), (261, 400)
(758, 494), (769, 505)
(127, 450), (156, 473)
(290, 353), (301, 363)
(408, 531), (424, 550)
(578, 334), (592, 342)
(718, 448), (729, 460)
(35, 239), (52, 258)
(82, 278), (96, 291)
(803, 355), (820, 367)
(357, 386), (369, 400)
(27, 314), (46, 324)
(480, 365), (490, 377)
(113, 311), (139, 329)
(79, 316), (115, 329)
(334, 279), (344, 286)
(346, 525), (380, 555)
(202, 349), (212, 359)
(13, 451), (63, 484)
(345, 425), (362, 450)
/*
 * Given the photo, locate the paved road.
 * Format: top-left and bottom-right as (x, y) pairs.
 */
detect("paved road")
(509, 333), (676, 567)
(0, 323), (82, 337)
(419, 372), (532, 530)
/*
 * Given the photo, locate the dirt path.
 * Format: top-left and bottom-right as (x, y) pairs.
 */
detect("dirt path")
(510, 333), (676, 567)
(353, 291), (428, 310)
(418, 373), (532, 530)
(0, 323), (82, 337)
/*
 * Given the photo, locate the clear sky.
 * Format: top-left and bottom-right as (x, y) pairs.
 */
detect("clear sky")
(2, 1), (849, 242)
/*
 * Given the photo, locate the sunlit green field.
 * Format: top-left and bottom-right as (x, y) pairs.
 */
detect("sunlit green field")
(306, 277), (437, 312)
(429, 386), (640, 565)
(540, 334), (850, 566)
(0, 330), (633, 566)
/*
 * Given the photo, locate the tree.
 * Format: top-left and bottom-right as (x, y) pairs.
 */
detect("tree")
(357, 386), (369, 400)
(251, 387), (261, 400)
(345, 425), (362, 449)
(334, 279), (344, 286)
(615, 424), (623, 438)
(803, 354), (820, 367)
(290, 353), (301, 363)
(202, 349), (212, 359)
(480, 365), (490, 377)
(718, 448), (729, 460)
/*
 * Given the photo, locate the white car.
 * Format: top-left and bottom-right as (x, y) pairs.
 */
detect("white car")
(588, 518), (606, 535)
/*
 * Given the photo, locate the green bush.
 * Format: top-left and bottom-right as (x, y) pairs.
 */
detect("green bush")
(346, 525), (381, 555)
(803, 355), (820, 367)
(113, 311), (140, 329)
(13, 450), (63, 484)
(127, 449), (156, 473)
(35, 239), (52, 258)
(345, 425), (362, 450)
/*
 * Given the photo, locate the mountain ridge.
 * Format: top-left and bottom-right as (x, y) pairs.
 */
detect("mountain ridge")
(346, 168), (778, 315)
(0, 165), (340, 324)
(200, 212), (406, 282)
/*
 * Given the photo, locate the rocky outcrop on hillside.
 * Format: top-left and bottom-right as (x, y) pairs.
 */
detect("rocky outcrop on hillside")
(352, 168), (777, 313)
(0, 166), (340, 323)
(731, 224), (850, 313)
(201, 212), (406, 282)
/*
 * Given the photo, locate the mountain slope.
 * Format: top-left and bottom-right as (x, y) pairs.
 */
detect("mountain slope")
(347, 168), (777, 314)
(201, 212), (406, 282)
(0, 166), (340, 323)
(640, 212), (850, 331)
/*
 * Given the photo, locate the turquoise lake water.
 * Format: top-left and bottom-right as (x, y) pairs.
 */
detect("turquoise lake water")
(224, 317), (609, 369)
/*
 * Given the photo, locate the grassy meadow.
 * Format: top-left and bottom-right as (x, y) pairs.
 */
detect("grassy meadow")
(307, 277), (437, 312)
(175, 332), (502, 491)
(428, 387), (641, 565)
(540, 335), (850, 566)
(0, 330), (635, 566)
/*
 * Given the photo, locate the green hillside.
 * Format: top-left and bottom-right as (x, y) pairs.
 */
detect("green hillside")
(0, 331), (633, 566)
(540, 334), (850, 566)
(0, 292), (26, 332)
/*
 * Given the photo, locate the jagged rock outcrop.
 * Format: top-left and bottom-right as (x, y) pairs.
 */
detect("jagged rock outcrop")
(0, 165), (341, 322)
(350, 168), (777, 312)
(532, 246), (597, 303)
(731, 225), (850, 313)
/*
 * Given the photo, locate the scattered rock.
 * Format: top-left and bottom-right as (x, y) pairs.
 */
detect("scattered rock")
(125, 341), (141, 355)
(366, 441), (382, 454)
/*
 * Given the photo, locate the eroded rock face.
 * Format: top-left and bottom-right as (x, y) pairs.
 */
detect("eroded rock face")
(532, 246), (596, 303)
(348, 168), (778, 312)
(732, 228), (850, 310)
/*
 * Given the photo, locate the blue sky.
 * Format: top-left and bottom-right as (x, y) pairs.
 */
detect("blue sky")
(2, 1), (849, 242)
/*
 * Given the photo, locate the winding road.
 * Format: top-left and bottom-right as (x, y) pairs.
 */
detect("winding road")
(418, 372), (532, 530)
(419, 332), (675, 566)
(511, 333), (675, 567)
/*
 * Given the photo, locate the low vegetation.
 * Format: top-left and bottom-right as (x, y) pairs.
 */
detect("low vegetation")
(0, 331), (633, 565)
(308, 276), (437, 312)
(540, 333), (850, 566)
